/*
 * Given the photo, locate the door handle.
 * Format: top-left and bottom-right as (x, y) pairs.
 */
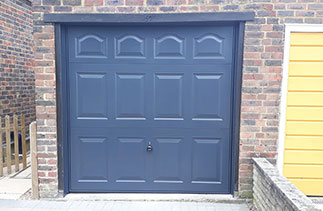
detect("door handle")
(147, 141), (153, 151)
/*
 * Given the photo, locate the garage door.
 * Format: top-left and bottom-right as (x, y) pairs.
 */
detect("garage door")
(283, 32), (323, 196)
(67, 25), (235, 193)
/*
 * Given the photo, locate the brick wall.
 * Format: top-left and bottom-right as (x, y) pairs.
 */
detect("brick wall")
(253, 158), (320, 211)
(0, 0), (34, 129)
(32, 0), (323, 198)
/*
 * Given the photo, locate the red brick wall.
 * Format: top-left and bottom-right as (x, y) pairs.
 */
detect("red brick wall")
(0, 0), (35, 128)
(32, 0), (323, 198)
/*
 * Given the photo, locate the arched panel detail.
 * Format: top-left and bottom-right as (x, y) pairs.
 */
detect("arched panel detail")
(154, 34), (185, 59)
(115, 35), (145, 59)
(75, 34), (108, 58)
(193, 34), (224, 59)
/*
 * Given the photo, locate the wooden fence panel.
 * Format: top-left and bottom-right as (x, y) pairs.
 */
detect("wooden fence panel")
(5, 116), (11, 174)
(14, 115), (19, 172)
(0, 115), (28, 176)
(21, 115), (27, 170)
(30, 121), (39, 199)
(0, 117), (3, 177)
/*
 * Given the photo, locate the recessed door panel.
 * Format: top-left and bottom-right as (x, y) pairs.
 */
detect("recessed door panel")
(115, 138), (146, 183)
(192, 73), (224, 121)
(116, 74), (146, 120)
(153, 138), (183, 183)
(70, 132), (110, 190)
(191, 138), (223, 184)
(154, 34), (185, 59)
(75, 34), (108, 59)
(154, 74), (183, 120)
(77, 137), (109, 183)
(76, 73), (108, 120)
(193, 34), (224, 59)
(115, 35), (146, 59)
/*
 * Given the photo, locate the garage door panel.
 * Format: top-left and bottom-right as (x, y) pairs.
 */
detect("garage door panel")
(68, 27), (110, 62)
(67, 25), (234, 193)
(190, 26), (233, 63)
(115, 34), (146, 59)
(193, 33), (224, 60)
(191, 138), (224, 184)
(192, 73), (228, 122)
(116, 73), (146, 120)
(75, 34), (108, 59)
(152, 138), (184, 184)
(115, 138), (147, 183)
(154, 74), (184, 120)
(76, 72), (109, 120)
(69, 63), (113, 126)
(77, 137), (109, 183)
(70, 132), (110, 190)
(154, 34), (185, 59)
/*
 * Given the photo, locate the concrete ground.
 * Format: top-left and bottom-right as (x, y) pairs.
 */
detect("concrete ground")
(0, 200), (249, 211)
(0, 190), (249, 211)
(310, 197), (323, 210)
(63, 193), (240, 202)
(0, 165), (31, 199)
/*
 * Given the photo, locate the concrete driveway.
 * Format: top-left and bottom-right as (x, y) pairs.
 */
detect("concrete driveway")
(0, 200), (249, 211)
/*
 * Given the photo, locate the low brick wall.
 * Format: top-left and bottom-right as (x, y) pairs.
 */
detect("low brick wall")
(253, 158), (320, 211)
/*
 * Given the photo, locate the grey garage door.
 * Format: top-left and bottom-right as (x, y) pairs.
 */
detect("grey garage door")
(67, 24), (234, 193)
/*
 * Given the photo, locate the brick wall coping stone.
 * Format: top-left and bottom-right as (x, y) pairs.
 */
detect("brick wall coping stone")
(252, 158), (320, 211)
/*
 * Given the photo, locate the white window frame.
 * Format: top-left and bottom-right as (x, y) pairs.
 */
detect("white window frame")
(277, 24), (323, 174)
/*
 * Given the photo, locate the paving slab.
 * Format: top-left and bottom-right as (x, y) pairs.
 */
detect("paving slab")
(0, 163), (31, 200)
(0, 177), (31, 200)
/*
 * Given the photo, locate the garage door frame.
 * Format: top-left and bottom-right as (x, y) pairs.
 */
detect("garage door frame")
(45, 12), (254, 196)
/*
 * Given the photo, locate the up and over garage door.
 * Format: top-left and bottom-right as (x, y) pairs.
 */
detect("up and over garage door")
(66, 24), (235, 193)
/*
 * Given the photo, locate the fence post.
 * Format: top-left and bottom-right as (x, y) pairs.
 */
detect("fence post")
(30, 121), (39, 199)
(14, 115), (19, 172)
(0, 117), (3, 177)
(21, 115), (27, 170)
(5, 116), (11, 174)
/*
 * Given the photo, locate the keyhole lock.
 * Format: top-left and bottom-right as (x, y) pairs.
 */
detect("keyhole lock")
(147, 141), (153, 151)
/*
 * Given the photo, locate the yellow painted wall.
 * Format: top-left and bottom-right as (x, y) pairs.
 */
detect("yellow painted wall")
(283, 32), (323, 196)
